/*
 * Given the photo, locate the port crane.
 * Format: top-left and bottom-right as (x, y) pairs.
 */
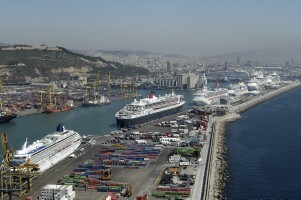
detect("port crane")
(85, 71), (100, 102)
(103, 71), (111, 93)
(0, 133), (42, 199)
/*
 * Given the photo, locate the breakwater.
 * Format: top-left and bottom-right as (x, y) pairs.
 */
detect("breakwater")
(205, 81), (300, 199)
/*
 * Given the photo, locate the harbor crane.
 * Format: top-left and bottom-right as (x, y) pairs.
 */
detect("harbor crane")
(0, 133), (42, 199)
(85, 71), (100, 101)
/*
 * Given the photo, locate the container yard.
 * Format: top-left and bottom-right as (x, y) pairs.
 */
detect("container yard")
(14, 105), (210, 200)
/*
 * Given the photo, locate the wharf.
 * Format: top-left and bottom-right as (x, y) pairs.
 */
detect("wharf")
(16, 108), (43, 117)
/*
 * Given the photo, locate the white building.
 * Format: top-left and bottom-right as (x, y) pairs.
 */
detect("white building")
(169, 154), (181, 163)
(40, 184), (75, 200)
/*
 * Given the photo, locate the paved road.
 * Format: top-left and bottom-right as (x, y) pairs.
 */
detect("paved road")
(191, 115), (213, 200)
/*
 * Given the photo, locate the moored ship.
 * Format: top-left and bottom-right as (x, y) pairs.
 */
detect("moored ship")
(12, 123), (81, 172)
(115, 91), (185, 128)
(44, 100), (74, 113)
(193, 80), (228, 106)
(0, 111), (17, 124)
(227, 82), (248, 96)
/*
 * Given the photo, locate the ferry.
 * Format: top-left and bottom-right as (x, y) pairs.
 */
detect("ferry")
(12, 123), (81, 172)
(115, 91), (185, 128)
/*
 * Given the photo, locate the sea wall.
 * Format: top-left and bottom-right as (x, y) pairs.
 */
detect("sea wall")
(205, 82), (300, 200)
(205, 113), (240, 199)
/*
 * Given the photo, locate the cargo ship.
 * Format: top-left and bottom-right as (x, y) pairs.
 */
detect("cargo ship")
(115, 91), (185, 128)
(0, 111), (17, 124)
(12, 123), (81, 172)
(44, 100), (74, 113)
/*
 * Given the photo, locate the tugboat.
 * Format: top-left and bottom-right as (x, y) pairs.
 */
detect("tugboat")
(0, 111), (17, 124)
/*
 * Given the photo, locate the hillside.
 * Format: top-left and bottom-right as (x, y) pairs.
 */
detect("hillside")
(0, 47), (149, 83)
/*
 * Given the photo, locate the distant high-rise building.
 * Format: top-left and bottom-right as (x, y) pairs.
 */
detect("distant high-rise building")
(237, 56), (240, 64)
(167, 61), (171, 72)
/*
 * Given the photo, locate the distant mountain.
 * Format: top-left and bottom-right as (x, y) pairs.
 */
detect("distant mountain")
(202, 49), (301, 63)
(0, 42), (11, 46)
(0, 46), (149, 83)
(81, 49), (186, 58)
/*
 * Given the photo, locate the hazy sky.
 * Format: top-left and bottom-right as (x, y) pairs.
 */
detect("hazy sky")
(1, 0), (301, 57)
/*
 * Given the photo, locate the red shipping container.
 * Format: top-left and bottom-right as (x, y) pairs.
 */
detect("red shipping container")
(87, 185), (98, 189)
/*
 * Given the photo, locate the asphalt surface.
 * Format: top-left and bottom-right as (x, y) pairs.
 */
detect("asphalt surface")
(13, 110), (194, 200)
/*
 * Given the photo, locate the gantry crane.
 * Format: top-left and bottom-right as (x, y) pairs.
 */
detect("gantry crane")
(85, 72), (100, 101)
(0, 133), (41, 199)
(46, 82), (56, 110)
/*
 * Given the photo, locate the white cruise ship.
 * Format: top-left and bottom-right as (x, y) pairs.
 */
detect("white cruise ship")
(115, 91), (185, 128)
(228, 82), (248, 96)
(13, 123), (81, 172)
(193, 78), (228, 106)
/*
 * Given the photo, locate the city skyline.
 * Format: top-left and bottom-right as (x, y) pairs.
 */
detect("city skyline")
(1, 0), (301, 57)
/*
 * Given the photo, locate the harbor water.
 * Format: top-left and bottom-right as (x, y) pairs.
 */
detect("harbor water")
(225, 86), (301, 199)
(0, 89), (196, 152)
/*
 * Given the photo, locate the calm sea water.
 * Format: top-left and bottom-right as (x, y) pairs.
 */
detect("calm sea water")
(225, 86), (301, 199)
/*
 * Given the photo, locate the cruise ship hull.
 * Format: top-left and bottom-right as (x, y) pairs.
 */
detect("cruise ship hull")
(38, 139), (81, 172)
(116, 104), (183, 128)
(13, 125), (82, 173)
(193, 98), (212, 106)
(82, 102), (110, 107)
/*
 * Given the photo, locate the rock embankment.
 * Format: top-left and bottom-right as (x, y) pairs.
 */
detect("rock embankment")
(209, 112), (241, 199)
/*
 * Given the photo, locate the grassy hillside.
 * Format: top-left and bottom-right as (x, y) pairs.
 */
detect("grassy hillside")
(0, 47), (149, 82)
